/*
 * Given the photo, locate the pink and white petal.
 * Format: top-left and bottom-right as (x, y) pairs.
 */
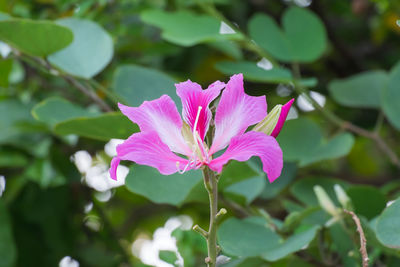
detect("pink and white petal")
(110, 131), (190, 178)
(210, 74), (267, 154)
(118, 95), (191, 155)
(270, 98), (294, 138)
(209, 131), (283, 183)
(176, 80), (224, 140)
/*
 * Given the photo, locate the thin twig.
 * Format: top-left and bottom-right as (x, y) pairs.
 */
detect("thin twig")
(343, 210), (369, 267)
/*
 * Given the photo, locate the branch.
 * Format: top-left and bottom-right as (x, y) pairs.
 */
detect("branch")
(343, 210), (369, 267)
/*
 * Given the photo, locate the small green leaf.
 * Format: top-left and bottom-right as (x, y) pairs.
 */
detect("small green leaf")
(0, 199), (17, 267)
(215, 60), (317, 86)
(54, 113), (138, 141)
(262, 225), (319, 261)
(383, 62), (400, 130)
(141, 9), (241, 46)
(347, 185), (386, 220)
(249, 7), (326, 62)
(218, 217), (280, 257)
(32, 97), (97, 127)
(48, 18), (113, 78)
(219, 161), (260, 189)
(113, 64), (178, 108)
(0, 19), (73, 56)
(125, 165), (202, 206)
(328, 70), (388, 108)
(376, 198), (400, 249)
(223, 176), (266, 205)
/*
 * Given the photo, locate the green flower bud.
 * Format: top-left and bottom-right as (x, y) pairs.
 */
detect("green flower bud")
(314, 185), (338, 217)
(253, 104), (282, 135)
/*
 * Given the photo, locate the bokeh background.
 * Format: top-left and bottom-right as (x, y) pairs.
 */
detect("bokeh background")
(1, 0), (400, 266)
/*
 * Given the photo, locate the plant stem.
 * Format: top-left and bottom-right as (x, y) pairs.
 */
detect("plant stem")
(202, 166), (219, 267)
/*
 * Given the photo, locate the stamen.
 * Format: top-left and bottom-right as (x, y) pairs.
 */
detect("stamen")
(192, 106), (203, 141)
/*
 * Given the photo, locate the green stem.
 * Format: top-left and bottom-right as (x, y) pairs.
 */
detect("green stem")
(203, 166), (219, 267)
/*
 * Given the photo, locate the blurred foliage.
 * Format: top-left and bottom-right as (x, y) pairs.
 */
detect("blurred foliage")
(1, 0), (400, 266)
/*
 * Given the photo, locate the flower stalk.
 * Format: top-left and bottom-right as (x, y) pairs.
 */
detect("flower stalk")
(202, 166), (221, 267)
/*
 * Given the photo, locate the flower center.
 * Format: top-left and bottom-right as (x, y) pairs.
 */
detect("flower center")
(177, 106), (211, 173)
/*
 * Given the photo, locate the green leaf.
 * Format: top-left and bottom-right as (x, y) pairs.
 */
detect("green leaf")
(277, 118), (322, 162)
(25, 159), (66, 188)
(219, 161), (261, 189)
(328, 70), (388, 108)
(249, 7), (326, 62)
(262, 225), (319, 261)
(299, 133), (355, 166)
(0, 58), (12, 87)
(0, 19), (73, 56)
(218, 217), (280, 257)
(383, 62), (400, 130)
(113, 64), (179, 107)
(159, 250), (178, 265)
(0, 199), (17, 267)
(223, 176), (266, 205)
(260, 162), (297, 200)
(347, 185), (386, 220)
(0, 149), (28, 167)
(215, 60), (317, 86)
(125, 165), (202, 206)
(141, 9), (241, 46)
(290, 177), (349, 206)
(215, 61), (291, 83)
(277, 118), (354, 165)
(32, 97), (97, 127)
(376, 198), (400, 249)
(48, 18), (113, 78)
(0, 99), (34, 144)
(54, 113), (138, 141)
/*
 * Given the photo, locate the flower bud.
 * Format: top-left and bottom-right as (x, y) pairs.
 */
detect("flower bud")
(314, 185), (338, 217)
(334, 184), (352, 209)
(253, 99), (294, 137)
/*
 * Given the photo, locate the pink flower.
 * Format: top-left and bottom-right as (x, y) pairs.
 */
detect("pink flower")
(110, 74), (291, 183)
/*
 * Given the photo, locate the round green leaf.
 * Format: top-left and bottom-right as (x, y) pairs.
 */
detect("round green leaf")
(0, 200), (17, 267)
(223, 176), (266, 205)
(32, 97), (98, 127)
(48, 18), (113, 79)
(0, 19), (73, 57)
(299, 133), (355, 166)
(277, 118), (322, 162)
(376, 198), (400, 249)
(125, 165), (202, 206)
(141, 10), (241, 46)
(218, 217), (280, 257)
(347, 185), (386, 220)
(383, 62), (400, 130)
(249, 7), (327, 62)
(54, 113), (138, 141)
(328, 70), (388, 108)
(112, 64), (179, 107)
(262, 225), (320, 261)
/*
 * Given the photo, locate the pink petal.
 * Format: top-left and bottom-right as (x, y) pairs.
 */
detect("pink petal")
(109, 157), (121, 180)
(176, 80), (224, 140)
(209, 131), (283, 183)
(112, 131), (189, 176)
(210, 74), (267, 154)
(118, 95), (191, 155)
(270, 98), (294, 138)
